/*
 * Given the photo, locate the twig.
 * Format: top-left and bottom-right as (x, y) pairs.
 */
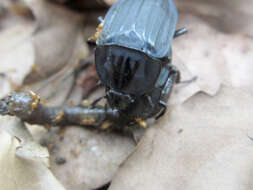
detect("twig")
(0, 92), (120, 129)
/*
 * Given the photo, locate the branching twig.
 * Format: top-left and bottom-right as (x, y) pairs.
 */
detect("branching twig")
(0, 92), (120, 129)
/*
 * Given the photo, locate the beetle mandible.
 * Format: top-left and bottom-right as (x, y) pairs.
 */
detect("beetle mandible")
(92, 0), (187, 127)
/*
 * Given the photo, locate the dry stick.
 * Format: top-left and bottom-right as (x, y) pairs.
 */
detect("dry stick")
(0, 92), (120, 129)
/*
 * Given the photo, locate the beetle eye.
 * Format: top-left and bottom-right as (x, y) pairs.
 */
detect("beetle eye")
(95, 45), (161, 96)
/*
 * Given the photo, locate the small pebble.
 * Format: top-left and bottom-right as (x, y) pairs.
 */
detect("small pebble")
(59, 136), (64, 141)
(178, 129), (183, 134)
(55, 157), (66, 165)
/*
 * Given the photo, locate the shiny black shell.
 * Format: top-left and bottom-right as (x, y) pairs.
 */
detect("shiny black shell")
(97, 0), (178, 59)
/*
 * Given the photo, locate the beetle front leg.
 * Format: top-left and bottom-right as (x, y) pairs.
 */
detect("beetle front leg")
(90, 95), (107, 108)
(155, 101), (167, 120)
(156, 69), (179, 119)
(170, 65), (181, 83)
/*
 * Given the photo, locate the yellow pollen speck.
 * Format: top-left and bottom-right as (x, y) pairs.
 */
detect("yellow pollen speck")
(136, 118), (147, 128)
(101, 121), (111, 130)
(74, 63), (79, 68)
(41, 99), (48, 105)
(55, 110), (65, 123)
(29, 91), (40, 109)
(68, 101), (74, 106)
(31, 65), (39, 72)
(81, 119), (95, 125)
(82, 100), (92, 106)
(93, 23), (104, 41)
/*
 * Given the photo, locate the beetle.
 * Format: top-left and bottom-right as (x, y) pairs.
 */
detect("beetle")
(91, 0), (187, 127)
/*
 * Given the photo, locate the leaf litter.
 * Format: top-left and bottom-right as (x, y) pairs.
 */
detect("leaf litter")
(0, 0), (253, 190)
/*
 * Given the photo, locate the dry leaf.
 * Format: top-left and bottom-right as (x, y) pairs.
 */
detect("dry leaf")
(0, 116), (49, 165)
(1, 0), (253, 190)
(0, 116), (65, 190)
(20, 0), (89, 105)
(175, 0), (253, 35)
(0, 23), (36, 97)
(171, 13), (253, 104)
(0, 75), (11, 99)
(25, 0), (85, 81)
(49, 127), (135, 190)
(220, 34), (253, 94)
(109, 86), (253, 190)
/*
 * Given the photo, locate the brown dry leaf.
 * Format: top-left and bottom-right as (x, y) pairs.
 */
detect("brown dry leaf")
(0, 75), (12, 99)
(21, 0), (88, 105)
(171, 14), (253, 105)
(219, 34), (253, 94)
(0, 23), (36, 98)
(0, 0), (87, 104)
(175, 0), (253, 35)
(49, 127), (135, 190)
(0, 0), (33, 30)
(0, 116), (49, 165)
(109, 86), (253, 190)
(1, 1), (252, 190)
(0, 116), (65, 190)
(171, 14), (222, 104)
(24, 0), (85, 81)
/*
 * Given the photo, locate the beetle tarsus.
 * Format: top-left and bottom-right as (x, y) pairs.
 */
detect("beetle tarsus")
(156, 69), (180, 120)
(155, 101), (167, 120)
(170, 65), (181, 83)
(174, 27), (187, 38)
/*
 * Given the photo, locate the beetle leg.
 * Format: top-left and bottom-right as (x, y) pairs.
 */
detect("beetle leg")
(155, 101), (167, 120)
(147, 95), (155, 108)
(156, 68), (179, 119)
(87, 38), (96, 47)
(161, 71), (176, 97)
(166, 65), (180, 83)
(90, 95), (107, 108)
(96, 80), (103, 87)
(170, 65), (198, 84)
(174, 27), (187, 38)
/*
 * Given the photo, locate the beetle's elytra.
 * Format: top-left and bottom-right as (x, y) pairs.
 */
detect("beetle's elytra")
(93, 0), (186, 126)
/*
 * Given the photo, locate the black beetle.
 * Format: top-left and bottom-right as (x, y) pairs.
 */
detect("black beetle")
(92, 0), (187, 127)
